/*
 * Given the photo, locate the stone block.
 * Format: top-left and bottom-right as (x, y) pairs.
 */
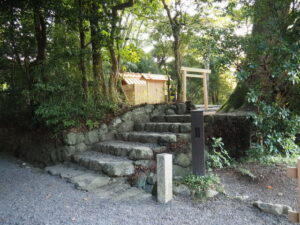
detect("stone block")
(176, 103), (186, 114)
(173, 184), (191, 196)
(134, 160), (155, 168)
(205, 189), (219, 198)
(157, 153), (173, 203)
(180, 124), (191, 133)
(61, 146), (76, 161)
(63, 132), (77, 145)
(102, 162), (135, 177)
(169, 124), (179, 133)
(147, 172), (157, 185)
(98, 124), (108, 134)
(117, 121), (135, 133)
(144, 104), (154, 113)
(110, 117), (122, 130)
(63, 132), (85, 146)
(176, 133), (191, 142)
(134, 123), (145, 131)
(174, 153), (191, 167)
(173, 165), (191, 178)
(75, 142), (87, 152)
(84, 130), (99, 145)
(102, 131), (116, 141)
(133, 172), (147, 189)
(129, 148), (153, 160)
(133, 114), (150, 124)
(253, 201), (292, 216)
(121, 111), (132, 121)
(152, 146), (167, 154)
(165, 109), (176, 115)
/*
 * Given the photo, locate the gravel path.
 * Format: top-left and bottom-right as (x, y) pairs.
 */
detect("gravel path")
(0, 155), (294, 225)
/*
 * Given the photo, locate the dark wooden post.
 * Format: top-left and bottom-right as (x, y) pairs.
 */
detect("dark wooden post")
(191, 109), (205, 176)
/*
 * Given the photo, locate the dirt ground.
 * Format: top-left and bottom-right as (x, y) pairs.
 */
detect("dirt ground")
(216, 162), (298, 210)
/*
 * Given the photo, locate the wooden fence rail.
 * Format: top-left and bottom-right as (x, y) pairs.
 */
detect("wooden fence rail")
(287, 157), (300, 223)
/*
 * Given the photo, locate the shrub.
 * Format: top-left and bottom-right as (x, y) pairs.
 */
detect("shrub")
(33, 75), (119, 133)
(207, 137), (232, 169)
(183, 174), (222, 198)
(247, 89), (300, 155)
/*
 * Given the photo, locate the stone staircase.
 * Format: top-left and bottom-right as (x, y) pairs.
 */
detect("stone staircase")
(46, 112), (193, 201)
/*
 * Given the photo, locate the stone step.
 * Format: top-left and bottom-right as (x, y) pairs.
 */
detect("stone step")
(151, 115), (191, 123)
(116, 131), (177, 145)
(112, 187), (152, 201)
(135, 122), (191, 133)
(93, 180), (152, 201)
(93, 178), (130, 196)
(72, 151), (135, 177)
(93, 140), (165, 160)
(45, 164), (151, 201)
(45, 163), (87, 180)
(45, 163), (112, 191)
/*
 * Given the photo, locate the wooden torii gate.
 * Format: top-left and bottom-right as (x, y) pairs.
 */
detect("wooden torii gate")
(181, 67), (211, 110)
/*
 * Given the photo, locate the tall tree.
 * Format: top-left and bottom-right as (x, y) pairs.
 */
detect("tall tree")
(78, 0), (88, 99)
(161, 0), (186, 102)
(103, 0), (134, 102)
(89, 1), (107, 97)
(222, 0), (299, 111)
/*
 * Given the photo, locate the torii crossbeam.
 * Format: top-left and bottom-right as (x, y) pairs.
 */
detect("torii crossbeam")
(181, 67), (211, 110)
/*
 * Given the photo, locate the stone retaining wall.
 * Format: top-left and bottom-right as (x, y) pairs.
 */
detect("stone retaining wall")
(0, 104), (174, 166)
(204, 112), (253, 158)
(0, 104), (253, 168)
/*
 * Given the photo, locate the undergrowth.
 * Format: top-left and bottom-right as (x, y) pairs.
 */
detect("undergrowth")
(207, 137), (232, 169)
(182, 173), (222, 199)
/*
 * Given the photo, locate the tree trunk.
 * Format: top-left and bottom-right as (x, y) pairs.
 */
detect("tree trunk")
(173, 33), (183, 102)
(221, 0), (293, 112)
(161, 0), (183, 103)
(78, 0), (88, 100)
(90, 3), (106, 98)
(108, 42), (120, 102)
(107, 0), (134, 103)
(31, 2), (47, 83)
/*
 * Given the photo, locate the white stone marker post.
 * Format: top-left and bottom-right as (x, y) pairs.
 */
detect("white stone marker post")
(157, 153), (173, 203)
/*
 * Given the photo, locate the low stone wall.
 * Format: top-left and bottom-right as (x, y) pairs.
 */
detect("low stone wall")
(0, 126), (64, 167)
(204, 112), (253, 158)
(0, 104), (253, 169)
(0, 104), (174, 166)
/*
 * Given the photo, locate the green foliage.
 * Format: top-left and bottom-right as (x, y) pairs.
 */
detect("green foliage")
(32, 75), (117, 133)
(33, 77), (83, 130)
(207, 137), (232, 169)
(222, 0), (300, 158)
(247, 90), (300, 155)
(86, 119), (100, 130)
(243, 152), (298, 166)
(126, 55), (162, 74)
(183, 174), (221, 198)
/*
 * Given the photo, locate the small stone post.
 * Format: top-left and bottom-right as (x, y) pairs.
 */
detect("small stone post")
(157, 153), (173, 203)
(287, 157), (300, 223)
